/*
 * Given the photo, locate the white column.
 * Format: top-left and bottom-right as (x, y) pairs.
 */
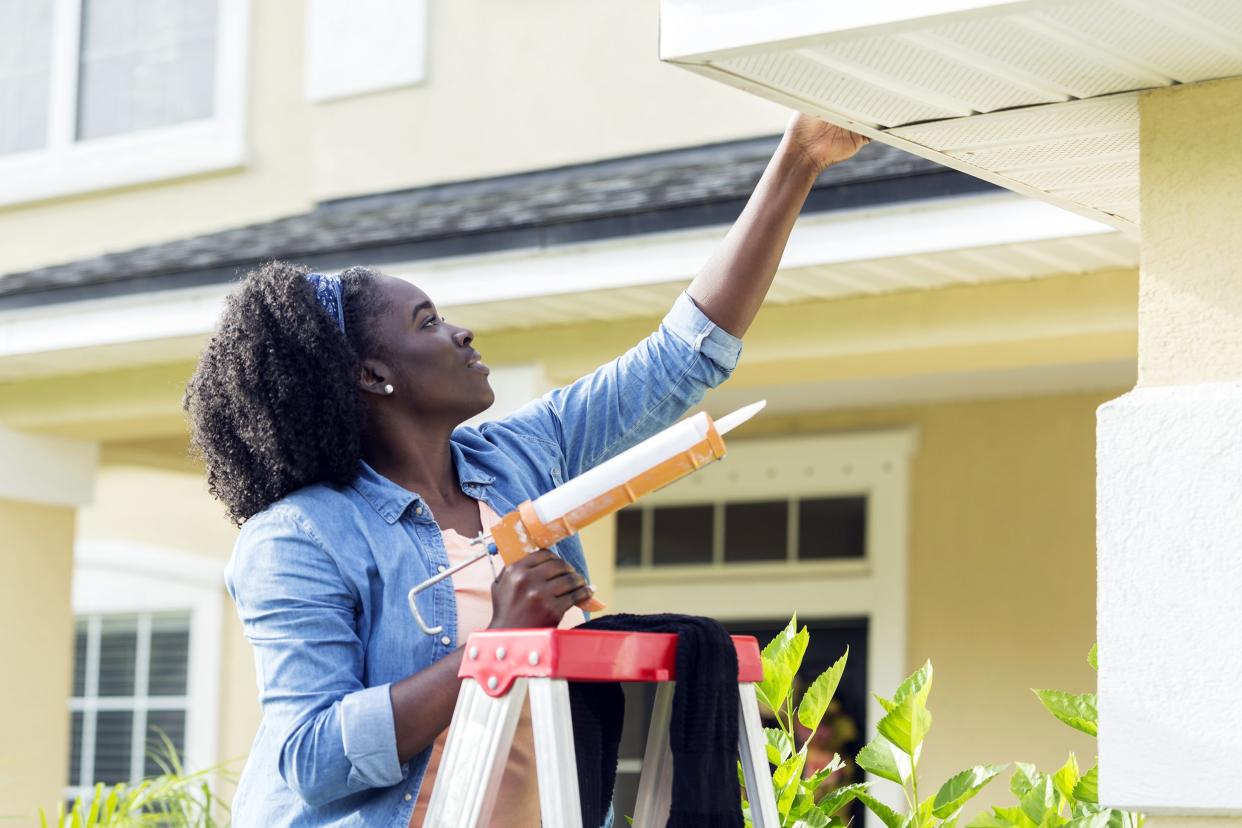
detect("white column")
(1097, 77), (1242, 819)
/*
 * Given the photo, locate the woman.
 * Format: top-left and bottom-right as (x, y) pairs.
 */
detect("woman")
(186, 114), (867, 827)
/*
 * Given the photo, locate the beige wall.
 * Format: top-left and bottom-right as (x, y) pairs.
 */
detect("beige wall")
(737, 391), (1107, 810)
(0, 0), (787, 275)
(1138, 76), (1242, 384)
(0, 499), (76, 822)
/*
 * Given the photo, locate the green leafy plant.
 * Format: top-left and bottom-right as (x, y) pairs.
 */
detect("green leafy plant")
(743, 615), (865, 828)
(853, 644), (1145, 828)
(36, 733), (232, 828)
(967, 645), (1143, 828)
(852, 658), (1004, 828)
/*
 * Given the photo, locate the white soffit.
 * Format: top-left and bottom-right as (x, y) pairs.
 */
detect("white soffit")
(660, 0), (1242, 230)
(0, 195), (1131, 379)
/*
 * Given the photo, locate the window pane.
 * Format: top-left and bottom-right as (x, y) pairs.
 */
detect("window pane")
(98, 616), (137, 697)
(73, 620), (89, 697)
(144, 710), (186, 777)
(77, 0), (217, 140)
(798, 497), (867, 560)
(724, 500), (788, 562)
(148, 614), (191, 696)
(651, 505), (713, 566)
(68, 711), (84, 787)
(0, 0), (53, 154)
(615, 508), (642, 569)
(94, 711), (134, 784)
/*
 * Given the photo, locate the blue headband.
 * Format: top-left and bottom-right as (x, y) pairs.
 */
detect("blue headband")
(306, 272), (346, 335)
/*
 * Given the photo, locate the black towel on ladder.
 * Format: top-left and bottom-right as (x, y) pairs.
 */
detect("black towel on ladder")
(569, 613), (744, 828)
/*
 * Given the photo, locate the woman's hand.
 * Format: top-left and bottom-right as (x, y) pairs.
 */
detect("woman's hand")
(488, 549), (593, 629)
(783, 112), (870, 174)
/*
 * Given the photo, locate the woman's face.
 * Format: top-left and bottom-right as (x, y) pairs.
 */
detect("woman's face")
(364, 275), (495, 424)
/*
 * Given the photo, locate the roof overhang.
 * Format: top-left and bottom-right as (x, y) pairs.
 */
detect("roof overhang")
(660, 0), (1242, 231)
(0, 192), (1130, 381)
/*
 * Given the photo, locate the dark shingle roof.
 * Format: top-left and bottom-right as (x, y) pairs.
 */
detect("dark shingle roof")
(0, 137), (992, 308)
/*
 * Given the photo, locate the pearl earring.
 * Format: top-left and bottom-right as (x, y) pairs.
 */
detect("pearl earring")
(383, 384), (394, 395)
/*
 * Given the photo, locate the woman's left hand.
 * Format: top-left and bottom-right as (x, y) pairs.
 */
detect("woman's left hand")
(784, 112), (871, 173)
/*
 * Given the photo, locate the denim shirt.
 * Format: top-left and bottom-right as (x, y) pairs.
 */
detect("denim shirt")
(223, 292), (742, 827)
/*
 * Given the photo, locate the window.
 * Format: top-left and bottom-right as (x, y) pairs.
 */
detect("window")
(616, 495), (867, 569)
(68, 612), (192, 795)
(69, 540), (224, 801)
(0, 0), (248, 206)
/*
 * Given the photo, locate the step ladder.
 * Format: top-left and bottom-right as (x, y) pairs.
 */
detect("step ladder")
(422, 628), (780, 828)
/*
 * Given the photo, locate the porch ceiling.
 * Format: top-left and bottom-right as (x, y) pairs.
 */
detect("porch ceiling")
(659, 0), (1242, 230)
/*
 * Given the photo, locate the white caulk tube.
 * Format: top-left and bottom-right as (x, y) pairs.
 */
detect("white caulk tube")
(532, 412), (711, 524)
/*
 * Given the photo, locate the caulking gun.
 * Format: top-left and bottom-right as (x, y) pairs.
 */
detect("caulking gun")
(407, 400), (766, 635)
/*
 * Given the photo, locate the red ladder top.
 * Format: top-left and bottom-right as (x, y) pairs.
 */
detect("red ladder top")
(459, 628), (764, 697)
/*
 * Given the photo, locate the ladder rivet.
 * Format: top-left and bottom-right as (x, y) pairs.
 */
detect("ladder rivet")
(496, 647), (507, 660)
(487, 676), (499, 690)
(528, 651), (540, 666)
(468, 647), (478, 660)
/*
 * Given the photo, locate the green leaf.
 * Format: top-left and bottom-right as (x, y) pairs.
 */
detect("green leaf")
(894, 661), (934, 706)
(775, 745), (809, 815)
(793, 812), (834, 828)
(857, 734), (908, 785)
(1019, 777), (1058, 826)
(856, 790), (905, 828)
(991, 806), (1039, 828)
(818, 782), (869, 817)
(765, 727), (795, 766)
(1033, 690), (1098, 737)
(908, 795), (937, 828)
(799, 647), (849, 734)
(759, 617), (809, 720)
(1053, 754), (1080, 802)
(877, 694), (933, 757)
(1073, 767), (1099, 804)
(1087, 645), (1098, 673)
(967, 812), (1016, 828)
(874, 694), (898, 714)
(933, 764), (1006, 818)
(1011, 763), (1042, 798)
(1063, 813), (1111, 828)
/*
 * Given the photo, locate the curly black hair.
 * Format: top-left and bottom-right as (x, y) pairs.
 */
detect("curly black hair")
(185, 261), (390, 525)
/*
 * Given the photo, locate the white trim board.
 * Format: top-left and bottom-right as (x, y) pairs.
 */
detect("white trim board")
(0, 0), (250, 207)
(0, 193), (1119, 380)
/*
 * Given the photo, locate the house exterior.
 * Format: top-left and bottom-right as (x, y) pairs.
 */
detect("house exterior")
(0, 0), (1147, 821)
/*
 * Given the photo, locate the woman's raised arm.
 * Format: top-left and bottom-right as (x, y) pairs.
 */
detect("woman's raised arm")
(686, 114), (868, 337)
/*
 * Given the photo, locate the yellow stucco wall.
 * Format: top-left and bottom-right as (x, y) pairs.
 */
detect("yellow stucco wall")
(0, 0), (786, 276)
(0, 499), (76, 822)
(739, 391), (1106, 810)
(1139, 76), (1242, 384)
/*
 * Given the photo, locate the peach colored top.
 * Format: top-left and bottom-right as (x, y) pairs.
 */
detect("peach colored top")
(411, 500), (585, 826)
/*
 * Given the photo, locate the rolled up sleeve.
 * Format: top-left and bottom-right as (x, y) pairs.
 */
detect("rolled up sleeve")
(660, 290), (743, 374)
(225, 509), (403, 807)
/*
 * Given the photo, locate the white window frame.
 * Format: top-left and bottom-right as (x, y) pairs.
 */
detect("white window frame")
(68, 540), (224, 799)
(613, 429), (915, 820)
(0, 0), (250, 208)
